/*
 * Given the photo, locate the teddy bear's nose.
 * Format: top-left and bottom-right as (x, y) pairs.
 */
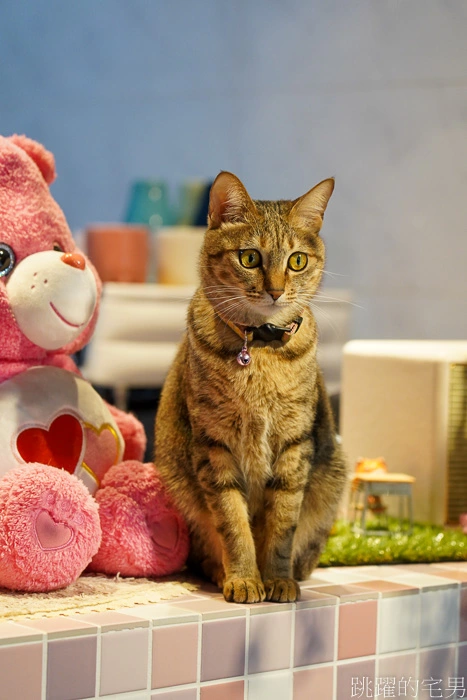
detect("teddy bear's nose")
(61, 253), (86, 270)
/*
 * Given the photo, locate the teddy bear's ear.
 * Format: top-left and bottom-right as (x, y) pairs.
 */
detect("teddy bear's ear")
(8, 134), (56, 185)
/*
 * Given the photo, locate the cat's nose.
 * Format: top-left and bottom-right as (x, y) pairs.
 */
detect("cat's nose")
(268, 289), (284, 301)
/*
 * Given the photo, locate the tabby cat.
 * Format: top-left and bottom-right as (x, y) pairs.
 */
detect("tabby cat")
(155, 172), (347, 604)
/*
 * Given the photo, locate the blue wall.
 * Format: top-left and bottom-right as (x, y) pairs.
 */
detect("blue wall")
(1, 0), (467, 338)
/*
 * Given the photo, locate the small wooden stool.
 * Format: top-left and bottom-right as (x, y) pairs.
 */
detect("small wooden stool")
(350, 472), (416, 535)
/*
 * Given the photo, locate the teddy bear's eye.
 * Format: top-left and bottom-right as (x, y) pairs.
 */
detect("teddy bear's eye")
(53, 243), (64, 253)
(0, 243), (15, 277)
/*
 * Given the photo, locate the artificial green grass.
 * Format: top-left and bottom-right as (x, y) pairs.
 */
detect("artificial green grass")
(319, 519), (467, 567)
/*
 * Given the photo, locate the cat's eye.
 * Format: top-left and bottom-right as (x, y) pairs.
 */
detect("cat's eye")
(239, 249), (261, 269)
(288, 252), (308, 271)
(0, 243), (16, 277)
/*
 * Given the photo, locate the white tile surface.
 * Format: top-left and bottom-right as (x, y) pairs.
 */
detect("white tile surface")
(419, 587), (460, 647)
(390, 573), (460, 589)
(248, 670), (293, 700)
(378, 592), (420, 653)
(100, 628), (149, 696)
(311, 569), (376, 585)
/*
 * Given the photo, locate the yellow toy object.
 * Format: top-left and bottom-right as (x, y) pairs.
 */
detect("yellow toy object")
(355, 456), (388, 475)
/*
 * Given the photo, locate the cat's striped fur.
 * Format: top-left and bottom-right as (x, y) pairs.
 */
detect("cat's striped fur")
(155, 172), (347, 603)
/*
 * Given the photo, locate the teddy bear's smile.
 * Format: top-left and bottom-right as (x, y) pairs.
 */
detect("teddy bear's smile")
(49, 301), (83, 328)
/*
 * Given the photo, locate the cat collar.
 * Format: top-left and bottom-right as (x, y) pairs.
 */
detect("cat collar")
(215, 311), (304, 367)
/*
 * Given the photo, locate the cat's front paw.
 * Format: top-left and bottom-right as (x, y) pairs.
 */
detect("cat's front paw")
(264, 578), (301, 603)
(223, 577), (266, 604)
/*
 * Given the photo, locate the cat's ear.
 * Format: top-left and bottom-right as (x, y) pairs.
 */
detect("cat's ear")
(208, 171), (257, 228)
(290, 178), (335, 229)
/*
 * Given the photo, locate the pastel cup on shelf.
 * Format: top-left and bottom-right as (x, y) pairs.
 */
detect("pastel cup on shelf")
(86, 223), (150, 283)
(154, 226), (206, 286)
(124, 180), (175, 229)
(177, 179), (212, 226)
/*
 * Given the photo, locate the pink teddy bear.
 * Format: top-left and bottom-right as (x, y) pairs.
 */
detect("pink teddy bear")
(0, 134), (189, 592)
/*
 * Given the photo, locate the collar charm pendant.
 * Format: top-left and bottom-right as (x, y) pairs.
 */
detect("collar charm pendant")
(237, 331), (251, 366)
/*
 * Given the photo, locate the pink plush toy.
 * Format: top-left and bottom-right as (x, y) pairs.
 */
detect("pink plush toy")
(0, 135), (189, 592)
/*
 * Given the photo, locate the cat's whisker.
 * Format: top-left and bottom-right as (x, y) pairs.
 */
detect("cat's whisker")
(213, 296), (248, 310)
(313, 294), (365, 311)
(203, 285), (243, 291)
(215, 305), (247, 319)
(205, 288), (244, 296)
(192, 303), (244, 334)
(202, 282), (242, 287)
(203, 288), (245, 300)
(222, 295), (249, 316)
(208, 295), (245, 304)
(295, 292), (341, 335)
(219, 300), (248, 318)
(308, 302), (340, 337)
(217, 305), (250, 336)
(316, 268), (349, 279)
(213, 295), (245, 309)
(298, 288), (363, 311)
(204, 291), (245, 298)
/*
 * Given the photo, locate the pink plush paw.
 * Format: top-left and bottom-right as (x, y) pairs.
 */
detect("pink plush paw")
(89, 461), (189, 577)
(0, 464), (101, 591)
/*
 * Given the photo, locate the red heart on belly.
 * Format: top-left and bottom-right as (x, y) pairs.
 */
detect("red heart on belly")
(16, 414), (84, 473)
